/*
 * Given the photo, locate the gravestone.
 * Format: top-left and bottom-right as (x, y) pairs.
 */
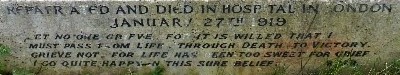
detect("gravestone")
(0, 0), (399, 75)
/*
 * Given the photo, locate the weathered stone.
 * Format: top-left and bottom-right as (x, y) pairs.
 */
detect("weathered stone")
(0, 0), (399, 75)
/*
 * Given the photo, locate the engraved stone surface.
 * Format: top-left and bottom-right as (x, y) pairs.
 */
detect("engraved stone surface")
(0, 0), (399, 75)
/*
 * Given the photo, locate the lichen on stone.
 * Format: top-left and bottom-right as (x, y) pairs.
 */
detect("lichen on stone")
(0, 44), (10, 57)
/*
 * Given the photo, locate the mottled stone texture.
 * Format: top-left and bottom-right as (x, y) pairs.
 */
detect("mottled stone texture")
(0, 0), (399, 75)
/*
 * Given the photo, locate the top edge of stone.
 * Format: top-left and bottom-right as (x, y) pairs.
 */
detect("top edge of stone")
(0, 0), (398, 3)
